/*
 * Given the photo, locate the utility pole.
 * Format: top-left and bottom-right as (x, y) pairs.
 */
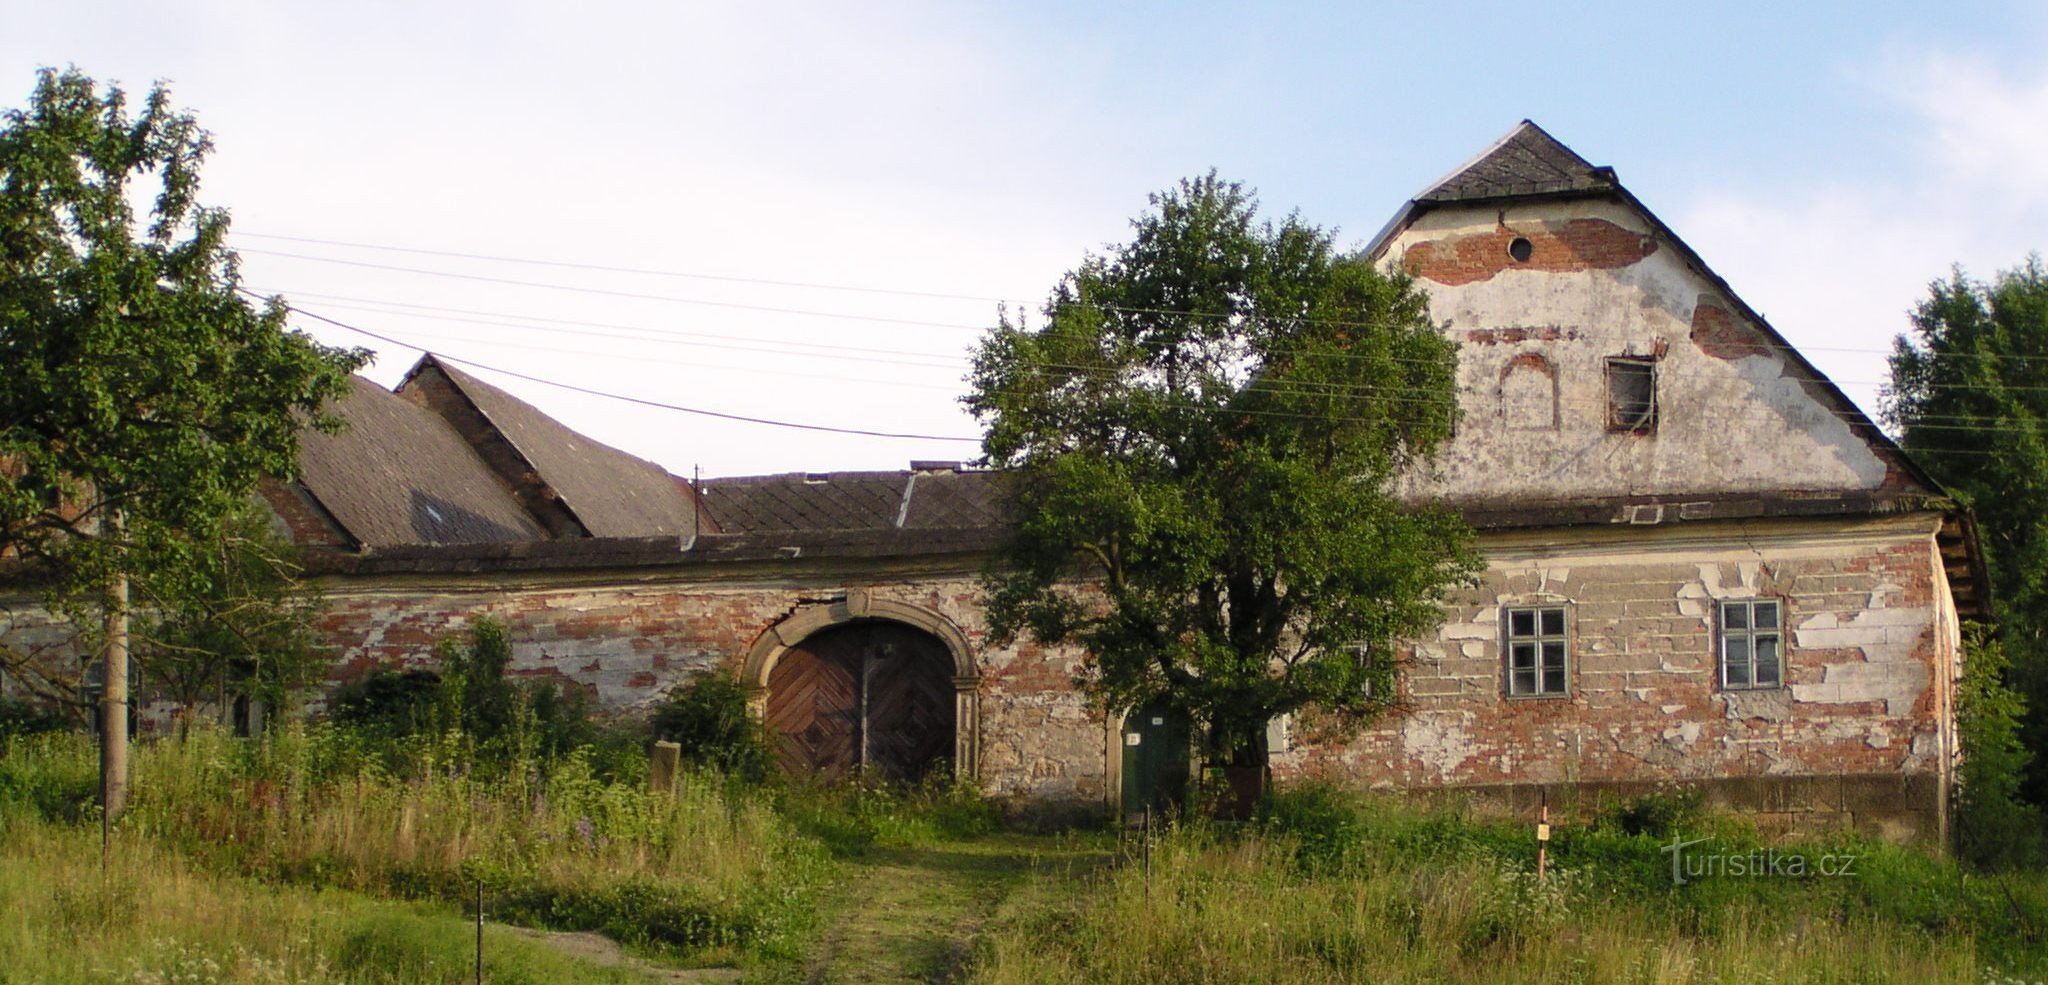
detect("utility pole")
(101, 509), (129, 825)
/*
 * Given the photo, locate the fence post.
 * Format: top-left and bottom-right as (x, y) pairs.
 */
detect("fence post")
(650, 740), (681, 795)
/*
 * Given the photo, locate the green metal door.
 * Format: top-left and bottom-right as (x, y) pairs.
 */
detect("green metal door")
(1120, 699), (1191, 822)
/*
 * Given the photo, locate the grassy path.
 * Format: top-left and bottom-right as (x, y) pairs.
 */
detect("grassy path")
(773, 832), (1115, 985)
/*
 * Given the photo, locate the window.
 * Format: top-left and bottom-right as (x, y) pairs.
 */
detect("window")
(1606, 357), (1657, 432)
(1719, 599), (1783, 689)
(1504, 605), (1568, 697)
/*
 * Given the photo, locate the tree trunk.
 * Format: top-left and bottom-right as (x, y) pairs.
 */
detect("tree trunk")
(101, 558), (129, 821)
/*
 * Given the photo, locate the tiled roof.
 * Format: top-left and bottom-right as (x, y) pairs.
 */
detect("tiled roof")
(427, 360), (699, 539)
(698, 469), (1004, 534)
(298, 377), (548, 547)
(1417, 120), (1615, 203)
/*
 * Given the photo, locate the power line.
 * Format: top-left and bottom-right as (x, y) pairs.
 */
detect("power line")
(235, 230), (1021, 303)
(269, 298), (986, 442)
(271, 287), (2048, 433)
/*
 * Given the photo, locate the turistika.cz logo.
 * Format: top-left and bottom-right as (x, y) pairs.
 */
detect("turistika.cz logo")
(1660, 835), (1858, 886)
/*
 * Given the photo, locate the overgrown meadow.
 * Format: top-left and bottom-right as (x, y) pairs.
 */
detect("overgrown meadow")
(974, 785), (2048, 985)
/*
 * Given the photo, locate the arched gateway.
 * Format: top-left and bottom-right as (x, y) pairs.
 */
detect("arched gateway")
(743, 592), (978, 780)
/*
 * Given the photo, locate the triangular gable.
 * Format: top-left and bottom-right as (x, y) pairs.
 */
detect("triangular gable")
(1369, 121), (1942, 508)
(398, 355), (701, 541)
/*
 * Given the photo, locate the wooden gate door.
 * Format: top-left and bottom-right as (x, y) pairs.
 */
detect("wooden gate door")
(765, 622), (957, 781)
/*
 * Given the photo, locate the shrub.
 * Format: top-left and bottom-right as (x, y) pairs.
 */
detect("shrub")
(0, 695), (71, 739)
(649, 671), (774, 782)
(1954, 625), (2046, 869)
(1597, 788), (1703, 838)
(330, 668), (445, 738)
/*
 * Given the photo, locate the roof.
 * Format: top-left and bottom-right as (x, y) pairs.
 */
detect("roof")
(698, 468), (1005, 533)
(409, 359), (700, 540)
(1417, 120), (1615, 203)
(297, 376), (549, 547)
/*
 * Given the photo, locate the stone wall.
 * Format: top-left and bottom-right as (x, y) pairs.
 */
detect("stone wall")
(311, 561), (1111, 814)
(1271, 513), (1957, 842)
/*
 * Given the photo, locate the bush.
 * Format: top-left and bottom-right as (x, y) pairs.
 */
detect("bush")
(1954, 625), (2046, 869)
(330, 668), (445, 737)
(0, 696), (71, 739)
(326, 617), (603, 778)
(1258, 782), (1371, 872)
(1596, 788), (1703, 839)
(649, 671), (774, 782)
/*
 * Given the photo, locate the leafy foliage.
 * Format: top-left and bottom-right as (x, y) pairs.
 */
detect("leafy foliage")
(129, 501), (332, 719)
(649, 670), (774, 781)
(1952, 626), (2044, 868)
(1884, 257), (2048, 822)
(0, 67), (364, 702)
(966, 173), (1479, 763)
(328, 617), (596, 772)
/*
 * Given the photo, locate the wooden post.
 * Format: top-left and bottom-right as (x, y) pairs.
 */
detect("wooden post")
(650, 741), (681, 795)
(475, 878), (483, 985)
(1536, 790), (1551, 881)
(1143, 804), (1152, 900)
(100, 509), (129, 826)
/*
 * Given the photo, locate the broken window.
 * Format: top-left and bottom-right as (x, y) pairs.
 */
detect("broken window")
(1606, 357), (1657, 432)
(1504, 605), (1569, 698)
(1719, 599), (1783, 689)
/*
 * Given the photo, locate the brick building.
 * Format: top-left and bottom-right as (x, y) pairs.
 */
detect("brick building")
(3, 122), (1984, 839)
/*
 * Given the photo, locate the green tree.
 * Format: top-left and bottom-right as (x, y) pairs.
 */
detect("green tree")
(1884, 257), (2048, 821)
(0, 67), (364, 808)
(966, 174), (1479, 770)
(129, 502), (331, 727)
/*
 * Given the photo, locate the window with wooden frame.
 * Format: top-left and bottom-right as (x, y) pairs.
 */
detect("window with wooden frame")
(1719, 599), (1783, 689)
(1606, 357), (1657, 432)
(1504, 605), (1569, 697)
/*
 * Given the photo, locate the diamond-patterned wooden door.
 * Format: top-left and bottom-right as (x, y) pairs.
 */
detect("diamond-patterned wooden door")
(765, 622), (956, 781)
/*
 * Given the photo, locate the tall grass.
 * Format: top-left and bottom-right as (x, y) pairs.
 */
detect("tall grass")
(2, 725), (832, 960)
(0, 823), (654, 983)
(972, 786), (2048, 984)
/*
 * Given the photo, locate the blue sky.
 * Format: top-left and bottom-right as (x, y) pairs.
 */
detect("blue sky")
(6, 2), (2046, 476)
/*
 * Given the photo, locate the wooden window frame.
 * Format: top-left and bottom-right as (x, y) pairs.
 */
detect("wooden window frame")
(1503, 604), (1571, 699)
(1719, 598), (1785, 690)
(1605, 356), (1658, 433)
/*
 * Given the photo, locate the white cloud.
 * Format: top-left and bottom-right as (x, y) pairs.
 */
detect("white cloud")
(1674, 43), (2048, 422)
(1890, 51), (2048, 209)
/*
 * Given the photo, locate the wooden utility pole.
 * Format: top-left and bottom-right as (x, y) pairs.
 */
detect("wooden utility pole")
(101, 510), (129, 824)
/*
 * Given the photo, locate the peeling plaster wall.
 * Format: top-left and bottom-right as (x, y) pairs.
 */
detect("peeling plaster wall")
(1272, 514), (1953, 836)
(1384, 199), (1895, 503)
(311, 566), (1107, 813)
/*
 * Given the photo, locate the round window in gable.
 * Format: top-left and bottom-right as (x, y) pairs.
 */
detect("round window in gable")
(1508, 237), (1534, 262)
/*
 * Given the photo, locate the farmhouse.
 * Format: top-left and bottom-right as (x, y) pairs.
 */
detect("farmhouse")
(7, 122), (1984, 841)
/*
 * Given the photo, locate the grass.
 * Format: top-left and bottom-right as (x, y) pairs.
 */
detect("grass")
(970, 785), (2048, 984)
(6, 730), (2047, 983)
(1, 725), (834, 973)
(0, 822), (654, 983)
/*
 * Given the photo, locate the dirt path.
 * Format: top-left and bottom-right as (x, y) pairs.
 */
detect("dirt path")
(788, 833), (1114, 985)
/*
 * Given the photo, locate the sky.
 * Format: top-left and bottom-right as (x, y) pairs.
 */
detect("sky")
(6, 2), (2047, 478)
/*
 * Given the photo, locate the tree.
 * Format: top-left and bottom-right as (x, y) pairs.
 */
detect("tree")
(0, 67), (365, 813)
(966, 174), (1480, 774)
(1884, 257), (2048, 821)
(130, 501), (331, 729)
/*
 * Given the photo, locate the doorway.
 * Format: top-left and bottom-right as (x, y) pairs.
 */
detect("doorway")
(764, 621), (957, 781)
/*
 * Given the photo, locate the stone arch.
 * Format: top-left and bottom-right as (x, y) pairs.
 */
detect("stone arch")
(743, 589), (978, 776)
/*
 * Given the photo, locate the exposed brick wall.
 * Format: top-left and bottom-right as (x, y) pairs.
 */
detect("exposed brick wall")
(1401, 218), (1658, 287)
(314, 570), (1109, 812)
(1271, 523), (1951, 840)
(1689, 297), (1773, 360)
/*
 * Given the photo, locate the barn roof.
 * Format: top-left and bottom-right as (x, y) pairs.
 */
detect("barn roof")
(414, 358), (699, 539)
(698, 468), (1004, 534)
(296, 376), (548, 547)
